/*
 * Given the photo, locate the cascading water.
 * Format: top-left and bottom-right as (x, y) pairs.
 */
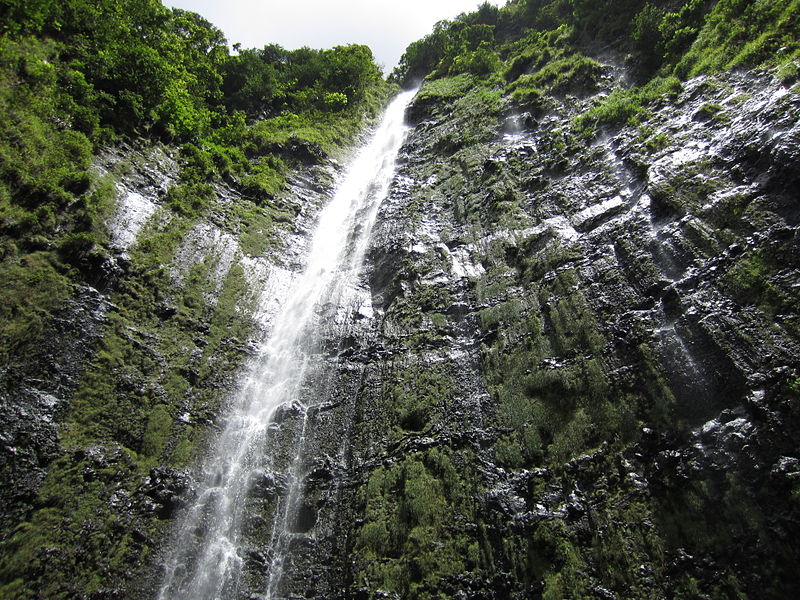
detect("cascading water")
(157, 89), (417, 600)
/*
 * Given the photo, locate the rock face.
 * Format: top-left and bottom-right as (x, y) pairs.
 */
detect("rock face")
(0, 140), (341, 598)
(0, 284), (109, 536)
(1, 60), (799, 600)
(231, 67), (800, 599)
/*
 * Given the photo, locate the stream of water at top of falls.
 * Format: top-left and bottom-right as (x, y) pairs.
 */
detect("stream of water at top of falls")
(157, 88), (417, 600)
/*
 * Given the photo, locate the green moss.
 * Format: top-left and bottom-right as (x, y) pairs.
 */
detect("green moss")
(507, 82), (548, 111)
(524, 54), (602, 95)
(141, 405), (173, 460)
(722, 251), (785, 314)
(237, 205), (278, 257)
(548, 407), (591, 463)
(777, 59), (799, 84)
(388, 364), (454, 433)
(415, 74), (476, 105)
(170, 434), (194, 467)
(386, 283), (454, 336)
(650, 159), (725, 218)
(354, 447), (480, 597)
(535, 520), (590, 599)
(477, 241), (625, 469)
(0, 446), (147, 600)
(635, 126), (671, 153)
(164, 182), (216, 218)
(0, 252), (72, 366)
(636, 342), (677, 430)
(695, 101), (730, 124)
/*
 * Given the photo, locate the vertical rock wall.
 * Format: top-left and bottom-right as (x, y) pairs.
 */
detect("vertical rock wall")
(259, 67), (800, 599)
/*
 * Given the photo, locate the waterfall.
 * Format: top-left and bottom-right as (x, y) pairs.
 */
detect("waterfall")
(157, 89), (417, 600)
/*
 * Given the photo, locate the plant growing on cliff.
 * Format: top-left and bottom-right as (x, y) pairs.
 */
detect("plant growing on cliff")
(574, 76), (682, 136)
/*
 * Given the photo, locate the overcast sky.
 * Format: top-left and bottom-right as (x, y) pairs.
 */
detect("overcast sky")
(165, 0), (505, 73)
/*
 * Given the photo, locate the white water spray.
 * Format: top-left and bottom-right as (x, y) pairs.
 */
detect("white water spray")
(157, 89), (417, 600)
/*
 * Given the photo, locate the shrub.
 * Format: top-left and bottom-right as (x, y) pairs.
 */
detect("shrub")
(450, 43), (503, 77)
(675, 0), (800, 77)
(165, 182), (215, 217)
(141, 405), (173, 459)
(574, 76), (682, 136)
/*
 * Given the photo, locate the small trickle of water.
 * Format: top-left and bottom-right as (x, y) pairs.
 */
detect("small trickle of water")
(501, 112), (535, 149)
(157, 89), (417, 600)
(504, 113), (523, 134)
(108, 186), (157, 251)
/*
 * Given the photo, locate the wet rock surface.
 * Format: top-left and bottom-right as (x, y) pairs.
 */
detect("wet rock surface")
(0, 285), (109, 536)
(253, 67), (800, 599)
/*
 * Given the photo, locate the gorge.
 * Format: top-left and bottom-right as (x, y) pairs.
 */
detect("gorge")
(1, 1), (799, 599)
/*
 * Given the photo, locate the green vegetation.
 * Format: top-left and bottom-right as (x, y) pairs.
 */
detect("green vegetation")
(477, 247), (641, 469)
(412, 73), (476, 107)
(395, 0), (800, 87)
(393, 0), (798, 140)
(574, 76), (683, 136)
(0, 0), (391, 393)
(362, 1), (800, 598)
(0, 203), (264, 596)
(676, 0), (800, 78)
(503, 25), (603, 97)
(0, 0), (393, 596)
(389, 365), (454, 433)
(0, 253), (72, 366)
(0, 446), (144, 600)
(3, 0), (799, 598)
(0, 2), (389, 221)
(723, 251), (787, 314)
(648, 158), (724, 218)
(354, 447), (482, 598)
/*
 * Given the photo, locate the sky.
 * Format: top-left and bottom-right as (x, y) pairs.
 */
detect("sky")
(165, 0), (505, 73)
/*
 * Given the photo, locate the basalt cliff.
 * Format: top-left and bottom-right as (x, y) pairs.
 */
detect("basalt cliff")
(1, 1), (799, 599)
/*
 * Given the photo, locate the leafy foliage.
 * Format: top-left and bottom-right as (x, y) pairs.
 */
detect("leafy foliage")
(392, 0), (799, 141)
(0, 0), (391, 406)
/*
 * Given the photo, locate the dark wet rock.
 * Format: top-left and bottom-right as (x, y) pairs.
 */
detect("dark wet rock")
(269, 136), (326, 164)
(247, 469), (288, 499)
(0, 284), (108, 537)
(0, 127), (348, 600)
(271, 401), (306, 425)
(137, 467), (193, 519)
(265, 67), (800, 600)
